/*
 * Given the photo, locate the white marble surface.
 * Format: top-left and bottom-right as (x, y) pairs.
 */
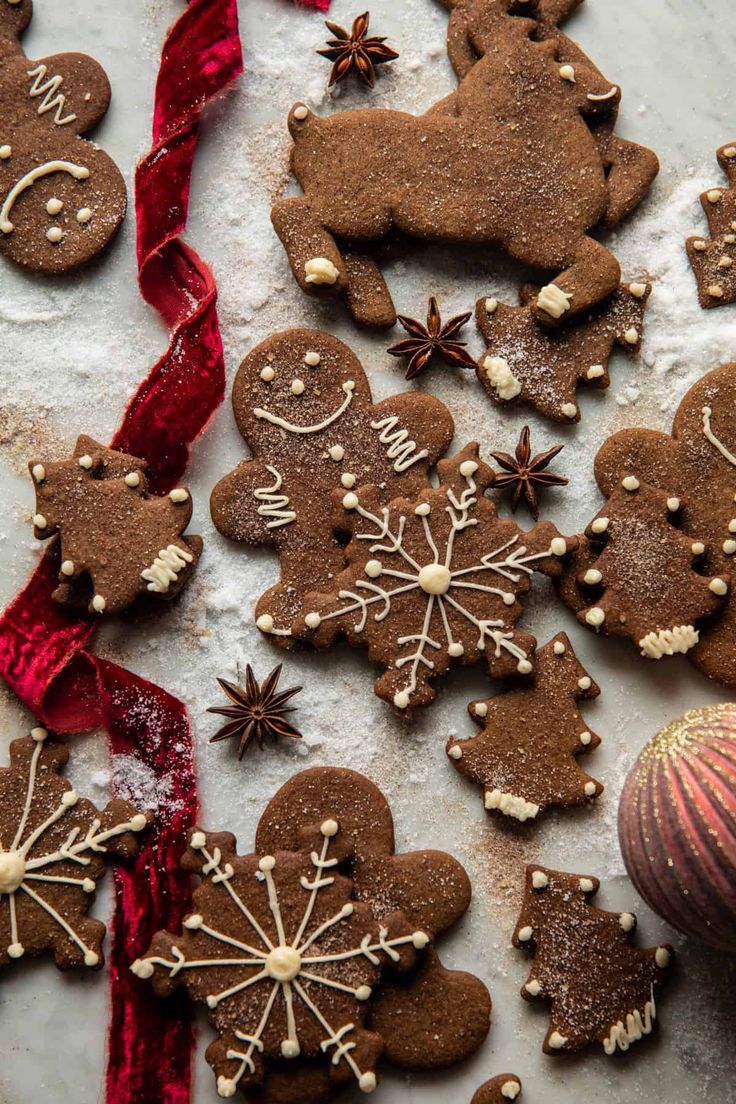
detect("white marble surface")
(1, 0), (736, 1102)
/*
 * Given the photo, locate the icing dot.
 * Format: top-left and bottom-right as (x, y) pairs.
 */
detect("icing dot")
(561, 402), (577, 419)
(579, 731), (592, 745)
(553, 640), (566, 654)
(169, 488), (189, 503)
(666, 497), (680, 512)
(342, 492), (359, 510)
(291, 378), (305, 395)
(710, 577), (728, 595)
(474, 702), (488, 718)
(365, 559), (382, 578)
(0, 145), (11, 159)
(723, 539), (736, 554)
(321, 818), (339, 837)
(61, 789), (78, 807)
(304, 350), (320, 366)
(46, 197), (63, 215)
(559, 63), (575, 81)
(358, 1072), (377, 1093)
(393, 690), (411, 709)
(78, 454), (94, 469)
(32, 513), (47, 529)
(691, 541), (705, 555)
(415, 502), (431, 516)
(183, 914), (204, 930)
(341, 472), (356, 488)
(448, 642), (464, 657)
(584, 781), (597, 796)
(628, 282), (647, 298)
(517, 658), (533, 675)
(578, 676), (592, 690)
(655, 946), (671, 968)
(724, 146), (736, 158)
(579, 877), (595, 892)
(622, 475), (640, 491)
(281, 1039), (300, 1058)
(76, 207), (93, 224)
(328, 444), (344, 461)
(31, 463), (45, 482)
(707, 285), (724, 298)
(531, 870), (549, 889)
(84, 950), (99, 967)
(131, 814), (148, 831)
(587, 364), (605, 379)
(729, 518), (736, 533)
(61, 560), (75, 576)
(124, 472), (140, 487)
(418, 563), (452, 595)
(692, 239), (707, 251)
(7, 942), (24, 959)
(619, 912), (636, 932)
(256, 613), (275, 632)
(259, 855), (276, 872)
(623, 327), (639, 345)
(585, 607), (605, 627)
(190, 831), (207, 849)
(517, 925), (533, 942)
(502, 1079), (521, 1100)
(305, 612), (321, 629)
(356, 985), (372, 1001)
(485, 297), (498, 313)
(459, 459), (478, 477)
(525, 979), (542, 996)
(91, 594), (106, 613)
(45, 226), (63, 243)
(591, 516), (609, 534)
(217, 1077), (237, 1098)
(293, 105), (310, 120)
(548, 1031), (568, 1049)
(412, 930), (430, 948)
(549, 537), (567, 556)
(304, 256), (339, 285)
(583, 568), (602, 585)
(707, 189), (723, 203)
(30, 727), (48, 742)
(448, 745), (463, 760)
(719, 255), (733, 268)
(260, 366), (275, 382)
(82, 878), (95, 893)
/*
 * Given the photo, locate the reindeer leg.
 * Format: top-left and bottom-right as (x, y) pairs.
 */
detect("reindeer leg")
(343, 251), (397, 327)
(271, 196), (348, 298)
(595, 129), (660, 227)
(531, 236), (621, 326)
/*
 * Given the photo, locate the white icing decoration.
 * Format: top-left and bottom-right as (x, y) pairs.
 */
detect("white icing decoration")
(536, 284), (572, 319)
(486, 789), (539, 820)
(254, 381), (354, 435)
(169, 488), (189, 503)
(304, 463), (554, 708)
(0, 734), (144, 966)
(579, 877), (595, 892)
(585, 607), (605, 627)
(628, 282), (647, 298)
(639, 625), (699, 659)
(304, 350), (320, 366)
(27, 65), (77, 126)
(525, 979), (542, 996)
(587, 365), (605, 379)
(31, 463), (45, 482)
(291, 378), (305, 396)
(132, 825), (426, 1094)
(584, 781), (597, 796)
(370, 415), (429, 472)
(531, 870), (548, 889)
(559, 64), (575, 82)
(76, 207), (92, 224)
(0, 145), (11, 159)
(447, 745), (462, 760)
(587, 86), (618, 101)
(502, 1081), (521, 1100)
(578, 676), (591, 690)
(304, 257), (339, 285)
(32, 513), (47, 529)
(254, 465), (296, 530)
(707, 189), (723, 203)
(702, 404), (736, 467)
(710, 577), (728, 595)
(46, 226), (63, 243)
(45, 197), (63, 215)
(619, 912), (636, 932)
(483, 356), (522, 401)
(0, 160), (89, 234)
(474, 702), (488, 717)
(602, 985), (656, 1055)
(91, 594), (106, 612)
(141, 545), (194, 593)
(485, 297), (498, 313)
(60, 560), (74, 576)
(553, 640), (566, 654)
(548, 1031), (568, 1049)
(561, 402), (578, 419)
(622, 475), (639, 491)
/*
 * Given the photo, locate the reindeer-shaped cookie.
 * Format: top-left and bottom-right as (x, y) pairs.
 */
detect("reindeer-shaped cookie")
(29, 436), (201, 615)
(209, 330), (455, 643)
(272, 0), (657, 328)
(0, 0), (126, 274)
(686, 142), (736, 308)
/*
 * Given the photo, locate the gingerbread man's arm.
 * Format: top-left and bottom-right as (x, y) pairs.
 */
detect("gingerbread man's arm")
(210, 459), (296, 548)
(370, 393), (455, 474)
(25, 52), (112, 135)
(594, 429), (679, 499)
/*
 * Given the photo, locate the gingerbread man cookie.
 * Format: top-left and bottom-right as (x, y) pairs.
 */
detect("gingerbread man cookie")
(0, 0), (126, 273)
(273, 0), (656, 327)
(133, 767), (491, 1103)
(294, 444), (574, 713)
(29, 435), (201, 615)
(475, 282), (651, 423)
(447, 633), (603, 822)
(210, 329), (454, 643)
(559, 363), (736, 685)
(686, 142), (736, 308)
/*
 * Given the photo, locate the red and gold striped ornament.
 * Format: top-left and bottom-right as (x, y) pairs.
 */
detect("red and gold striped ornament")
(619, 704), (736, 953)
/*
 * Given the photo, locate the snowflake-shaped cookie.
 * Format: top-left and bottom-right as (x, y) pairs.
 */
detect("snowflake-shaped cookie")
(133, 819), (427, 1098)
(294, 444), (573, 711)
(0, 728), (148, 970)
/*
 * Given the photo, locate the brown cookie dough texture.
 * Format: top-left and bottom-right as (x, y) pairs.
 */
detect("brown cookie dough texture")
(133, 767), (491, 1103)
(557, 363), (736, 684)
(686, 142), (736, 308)
(272, 0), (657, 327)
(0, 0), (126, 273)
(447, 632), (603, 822)
(29, 435), (201, 615)
(471, 1074), (522, 1104)
(210, 329), (454, 643)
(0, 727), (149, 971)
(293, 444), (574, 713)
(475, 281), (651, 423)
(513, 865), (673, 1056)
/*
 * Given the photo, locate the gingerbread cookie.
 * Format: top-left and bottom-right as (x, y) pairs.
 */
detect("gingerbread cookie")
(133, 767), (490, 1103)
(559, 363), (736, 684)
(447, 632), (602, 821)
(29, 435), (201, 615)
(294, 443), (574, 713)
(558, 481), (728, 657)
(273, 0), (657, 327)
(686, 143), (736, 308)
(0, 727), (148, 971)
(0, 0), (126, 274)
(475, 282), (651, 423)
(471, 1075), (522, 1104)
(513, 865), (672, 1055)
(210, 329), (454, 642)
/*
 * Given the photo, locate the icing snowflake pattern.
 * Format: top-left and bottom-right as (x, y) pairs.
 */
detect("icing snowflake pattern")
(133, 820), (428, 1098)
(296, 445), (571, 710)
(0, 729), (148, 969)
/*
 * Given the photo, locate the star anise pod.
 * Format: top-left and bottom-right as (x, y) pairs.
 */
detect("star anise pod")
(387, 297), (477, 379)
(317, 12), (399, 88)
(207, 664), (302, 759)
(490, 426), (568, 521)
